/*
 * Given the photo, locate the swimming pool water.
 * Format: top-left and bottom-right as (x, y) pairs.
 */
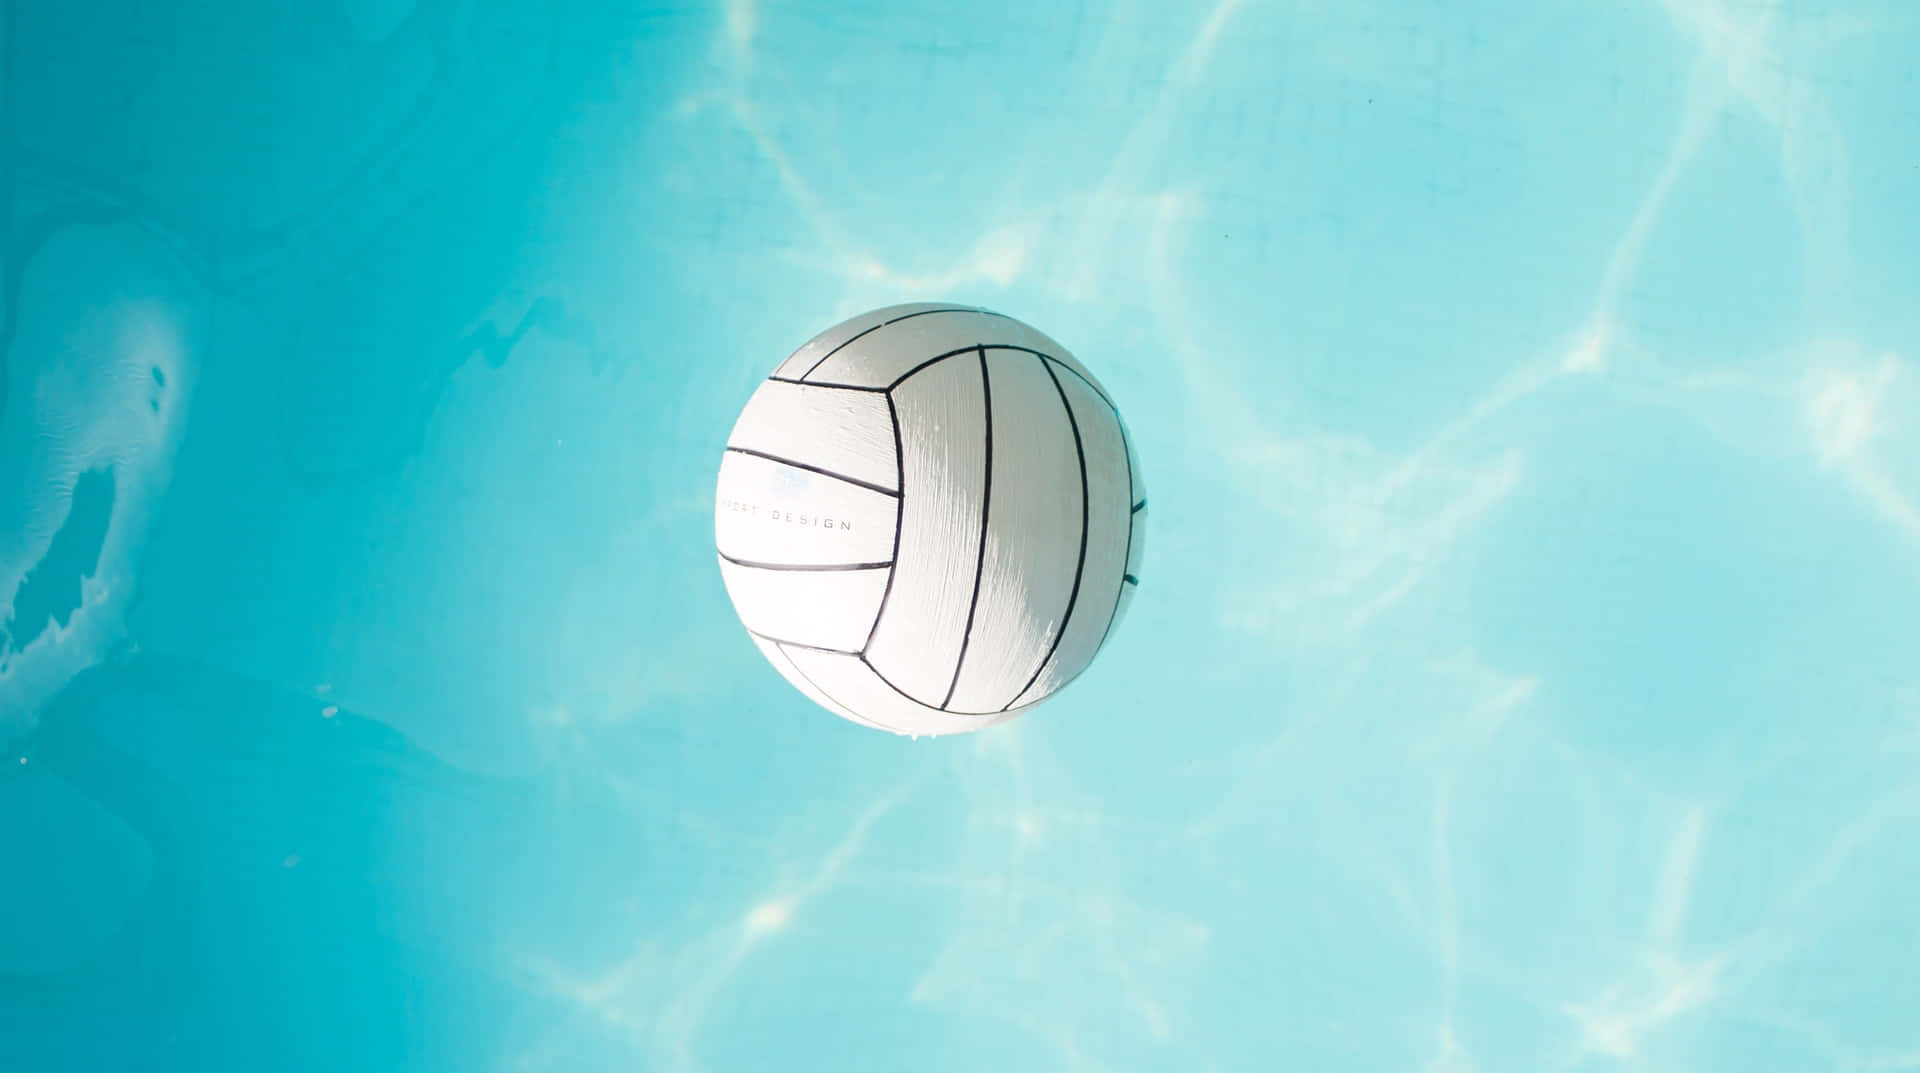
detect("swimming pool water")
(2, 1), (1917, 1070)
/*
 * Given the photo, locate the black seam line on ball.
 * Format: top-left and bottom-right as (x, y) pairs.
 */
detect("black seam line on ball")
(842, 345), (1118, 413)
(746, 629), (861, 657)
(860, 393), (908, 656)
(772, 641), (899, 733)
(767, 375), (887, 392)
(797, 306), (984, 381)
(718, 551), (892, 572)
(942, 348), (993, 711)
(1004, 355), (1091, 713)
(880, 344), (1047, 393)
(1089, 417), (1138, 660)
(1124, 574), (1139, 586)
(859, 652), (959, 715)
(1132, 499), (1147, 514)
(796, 344), (1095, 399)
(723, 446), (900, 497)
(1035, 353), (1118, 412)
(861, 653), (997, 719)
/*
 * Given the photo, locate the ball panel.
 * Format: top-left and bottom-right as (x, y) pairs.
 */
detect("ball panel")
(726, 380), (899, 494)
(773, 302), (986, 381)
(988, 324), (1107, 408)
(1004, 371), (1132, 709)
(802, 309), (1108, 400)
(1125, 506), (1146, 579)
(718, 556), (890, 654)
(1108, 581), (1138, 643)
(750, 635), (887, 731)
(945, 350), (1086, 715)
(1121, 411), (1145, 505)
(1096, 417), (1144, 656)
(780, 646), (1005, 737)
(802, 314), (984, 389)
(714, 451), (897, 567)
(1036, 357), (1121, 423)
(1107, 510), (1145, 641)
(1107, 413), (1146, 642)
(863, 353), (989, 707)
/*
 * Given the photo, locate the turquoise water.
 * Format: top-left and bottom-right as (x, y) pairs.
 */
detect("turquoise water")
(3, 0), (1918, 1069)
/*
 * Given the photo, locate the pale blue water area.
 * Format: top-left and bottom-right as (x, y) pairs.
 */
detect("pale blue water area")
(2, 0), (1918, 1069)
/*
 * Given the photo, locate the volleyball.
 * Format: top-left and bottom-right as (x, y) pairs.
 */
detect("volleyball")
(714, 303), (1145, 736)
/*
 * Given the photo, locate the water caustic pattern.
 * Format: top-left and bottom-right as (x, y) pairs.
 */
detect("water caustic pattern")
(1, 0), (1917, 1071)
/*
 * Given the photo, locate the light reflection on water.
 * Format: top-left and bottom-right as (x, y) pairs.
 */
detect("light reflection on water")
(1, 1), (1917, 1070)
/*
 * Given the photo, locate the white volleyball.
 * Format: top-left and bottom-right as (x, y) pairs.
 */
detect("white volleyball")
(714, 303), (1145, 736)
